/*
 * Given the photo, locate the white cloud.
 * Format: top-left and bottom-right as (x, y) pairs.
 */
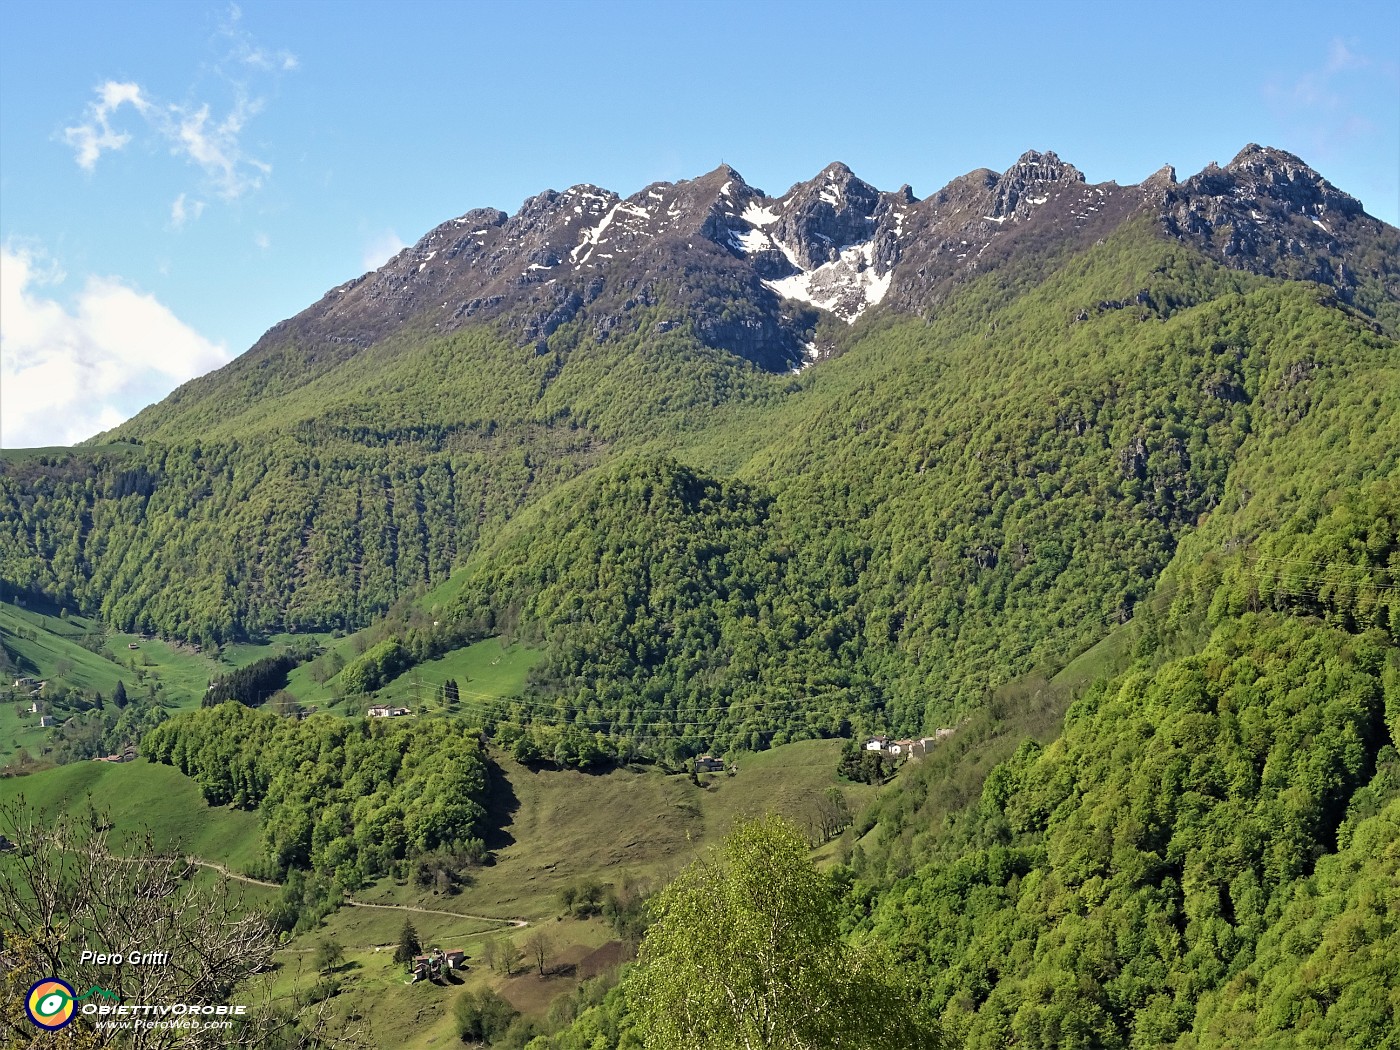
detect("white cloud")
(253, 231), (271, 250)
(62, 10), (294, 202)
(66, 80), (273, 201)
(362, 230), (408, 271)
(167, 95), (272, 199)
(63, 80), (150, 170)
(220, 3), (299, 72)
(0, 245), (231, 448)
(170, 193), (206, 228)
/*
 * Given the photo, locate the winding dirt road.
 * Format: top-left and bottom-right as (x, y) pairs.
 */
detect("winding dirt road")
(186, 856), (527, 928)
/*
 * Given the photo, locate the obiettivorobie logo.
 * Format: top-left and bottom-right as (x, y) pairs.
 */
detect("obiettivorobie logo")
(26, 979), (80, 1030)
(25, 976), (248, 1034)
(25, 979), (122, 1030)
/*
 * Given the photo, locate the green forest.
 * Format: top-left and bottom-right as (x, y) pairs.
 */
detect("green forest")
(142, 704), (490, 887)
(2, 208), (1398, 1047)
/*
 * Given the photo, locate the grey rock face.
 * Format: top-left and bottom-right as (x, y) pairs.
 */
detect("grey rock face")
(770, 163), (885, 270)
(240, 144), (1395, 386)
(1159, 144), (1394, 308)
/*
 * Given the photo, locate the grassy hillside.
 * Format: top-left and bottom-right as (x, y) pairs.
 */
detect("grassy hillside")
(1, 599), (128, 694)
(0, 758), (263, 870)
(1, 599), (138, 764)
(263, 736), (872, 1047)
(0, 596), (339, 765)
(2, 736), (872, 1047)
(287, 636), (541, 714)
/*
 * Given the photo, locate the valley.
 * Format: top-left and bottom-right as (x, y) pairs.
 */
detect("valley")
(2, 142), (1397, 1047)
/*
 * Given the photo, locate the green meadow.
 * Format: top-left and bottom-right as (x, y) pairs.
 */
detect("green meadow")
(0, 757), (264, 872)
(1, 736), (878, 1046)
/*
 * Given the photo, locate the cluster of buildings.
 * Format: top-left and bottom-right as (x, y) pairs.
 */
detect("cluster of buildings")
(94, 744), (139, 764)
(410, 947), (466, 982)
(864, 728), (956, 760)
(367, 704), (411, 718)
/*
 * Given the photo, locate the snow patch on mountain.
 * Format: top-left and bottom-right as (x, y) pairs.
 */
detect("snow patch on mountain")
(764, 240), (892, 323)
(742, 202), (780, 227)
(728, 227), (775, 254)
(571, 201), (651, 265)
(790, 340), (820, 374)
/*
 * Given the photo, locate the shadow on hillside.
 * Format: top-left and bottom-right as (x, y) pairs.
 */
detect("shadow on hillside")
(481, 755), (519, 852)
(0, 585), (75, 619)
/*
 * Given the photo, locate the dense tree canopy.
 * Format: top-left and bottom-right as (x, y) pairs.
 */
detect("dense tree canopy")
(627, 817), (943, 1050)
(142, 705), (489, 887)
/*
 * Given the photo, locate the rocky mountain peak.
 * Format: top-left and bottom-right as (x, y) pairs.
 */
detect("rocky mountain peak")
(985, 150), (1086, 221)
(769, 162), (884, 271)
(254, 144), (1393, 390)
(1006, 149), (1085, 184)
(1156, 143), (1392, 314)
(1142, 163), (1177, 186)
(1227, 143), (1308, 173)
(1223, 144), (1363, 217)
(695, 163), (753, 194)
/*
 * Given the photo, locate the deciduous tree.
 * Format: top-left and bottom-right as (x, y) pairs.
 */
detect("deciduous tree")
(626, 816), (943, 1049)
(0, 799), (367, 1048)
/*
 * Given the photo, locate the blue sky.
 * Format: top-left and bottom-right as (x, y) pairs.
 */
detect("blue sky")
(2, 0), (1397, 447)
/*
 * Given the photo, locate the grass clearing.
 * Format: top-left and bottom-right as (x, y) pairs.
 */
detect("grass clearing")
(0, 599), (337, 761)
(1, 600), (128, 695)
(0, 758), (263, 872)
(218, 631), (334, 671)
(409, 738), (874, 923)
(100, 633), (224, 709)
(1051, 621), (1135, 689)
(244, 737), (870, 1046)
(371, 638), (542, 712)
(3, 734), (874, 1046)
(285, 635), (540, 716)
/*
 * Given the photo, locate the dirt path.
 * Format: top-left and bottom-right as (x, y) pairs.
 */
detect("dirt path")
(73, 848), (526, 929)
(184, 856), (527, 928)
(186, 856), (279, 888)
(342, 896), (528, 928)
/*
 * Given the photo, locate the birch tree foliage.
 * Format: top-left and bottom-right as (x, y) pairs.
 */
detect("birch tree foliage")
(626, 816), (942, 1050)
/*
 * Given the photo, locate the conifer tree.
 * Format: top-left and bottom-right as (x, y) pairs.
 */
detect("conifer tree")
(394, 918), (421, 966)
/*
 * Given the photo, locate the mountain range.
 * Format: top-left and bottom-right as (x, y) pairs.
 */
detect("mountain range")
(1, 143), (1396, 744)
(109, 143), (1399, 423)
(2, 142), (1398, 1048)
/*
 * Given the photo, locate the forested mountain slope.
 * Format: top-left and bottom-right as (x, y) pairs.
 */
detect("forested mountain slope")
(834, 311), (1399, 1047)
(1, 145), (1396, 748)
(3, 143), (1398, 1047)
(530, 215), (1400, 1050)
(439, 223), (1397, 743)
